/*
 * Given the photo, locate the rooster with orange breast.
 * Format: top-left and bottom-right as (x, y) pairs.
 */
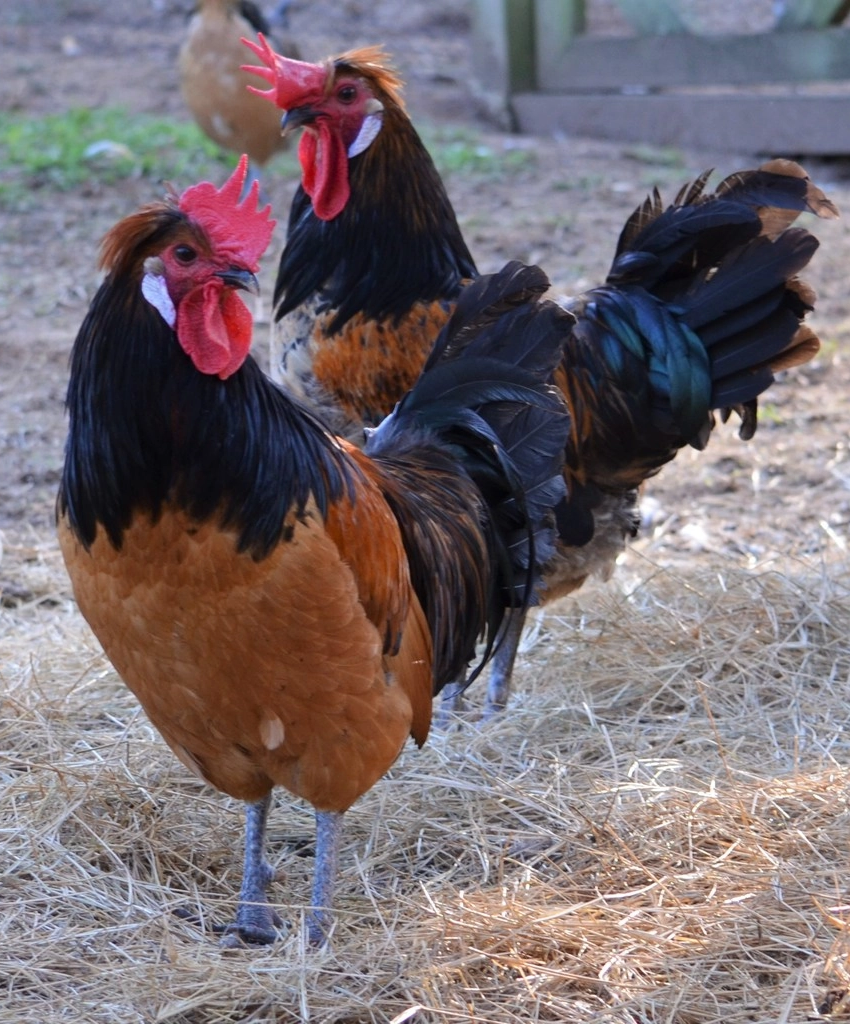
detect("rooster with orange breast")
(58, 156), (571, 945)
(243, 37), (837, 720)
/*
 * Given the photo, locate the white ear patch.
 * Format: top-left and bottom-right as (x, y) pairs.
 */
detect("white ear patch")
(347, 112), (383, 158)
(141, 272), (176, 328)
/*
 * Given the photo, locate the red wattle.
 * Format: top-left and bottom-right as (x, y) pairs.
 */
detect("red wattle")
(176, 279), (253, 380)
(298, 123), (350, 221)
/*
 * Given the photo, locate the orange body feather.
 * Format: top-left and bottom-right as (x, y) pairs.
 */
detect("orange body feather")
(180, 0), (298, 170)
(59, 486), (429, 812)
(277, 295), (458, 437)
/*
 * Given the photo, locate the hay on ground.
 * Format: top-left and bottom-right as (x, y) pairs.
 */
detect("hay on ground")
(2, 535), (850, 1023)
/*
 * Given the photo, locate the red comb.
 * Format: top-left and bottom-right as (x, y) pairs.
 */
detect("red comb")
(178, 156), (275, 272)
(241, 33), (328, 110)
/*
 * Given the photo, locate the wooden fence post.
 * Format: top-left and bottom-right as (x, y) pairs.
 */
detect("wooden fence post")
(470, 0), (536, 125)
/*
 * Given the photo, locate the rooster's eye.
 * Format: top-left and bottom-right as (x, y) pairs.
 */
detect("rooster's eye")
(337, 85), (357, 104)
(174, 245), (197, 264)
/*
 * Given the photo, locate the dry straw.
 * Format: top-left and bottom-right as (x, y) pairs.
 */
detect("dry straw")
(2, 529), (850, 1023)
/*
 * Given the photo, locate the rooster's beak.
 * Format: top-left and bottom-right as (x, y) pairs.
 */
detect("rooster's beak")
(281, 106), (318, 134)
(216, 268), (260, 295)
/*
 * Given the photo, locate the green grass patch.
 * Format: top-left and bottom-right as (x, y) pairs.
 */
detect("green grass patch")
(0, 106), (298, 209)
(818, 335), (841, 361)
(757, 402), (784, 426)
(0, 108), (531, 211)
(623, 143), (688, 168)
(420, 124), (536, 179)
(551, 173), (608, 193)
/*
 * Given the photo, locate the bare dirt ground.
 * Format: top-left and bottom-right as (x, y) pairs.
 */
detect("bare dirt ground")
(2, 0), (850, 565)
(3, 2), (850, 1022)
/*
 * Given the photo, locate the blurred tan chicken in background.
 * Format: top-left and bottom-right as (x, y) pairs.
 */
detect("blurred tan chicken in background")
(179, 0), (299, 192)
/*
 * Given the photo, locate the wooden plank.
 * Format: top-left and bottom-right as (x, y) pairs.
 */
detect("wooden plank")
(471, 0), (536, 97)
(775, 0), (850, 29)
(535, 27), (850, 91)
(511, 92), (850, 155)
(614, 0), (687, 35)
(534, 0), (585, 80)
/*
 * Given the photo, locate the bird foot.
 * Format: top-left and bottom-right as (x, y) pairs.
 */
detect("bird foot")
(481, 695), (508, 721)
(481, 674), (511, 720)
(305, 906), (332, 948)
(434, 685), (479, 730)
(172, 896), (285, 946)
(216, 902), (286, 948)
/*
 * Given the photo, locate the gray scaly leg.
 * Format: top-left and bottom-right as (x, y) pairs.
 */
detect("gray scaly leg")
(307, 810), (344, 946)
(482, 610), (527, 718)
(435, 673), (470, 727)
(219, 793), (283, 946)
(437, 610), (528, 725)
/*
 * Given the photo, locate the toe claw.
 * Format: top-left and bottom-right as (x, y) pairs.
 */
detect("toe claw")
(209, 892), (286, 947)
(215, 908), (285, 947)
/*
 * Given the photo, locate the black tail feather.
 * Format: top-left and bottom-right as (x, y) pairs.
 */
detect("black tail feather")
(367, 262), (571, 691)
(715, 160), (840, 227)
(693, 287), (788, 348)
(563, 162), (833, 496)
(611, 160), (836, 296)
(680, 229), (818, 332)
(709, 308), (804, 384)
